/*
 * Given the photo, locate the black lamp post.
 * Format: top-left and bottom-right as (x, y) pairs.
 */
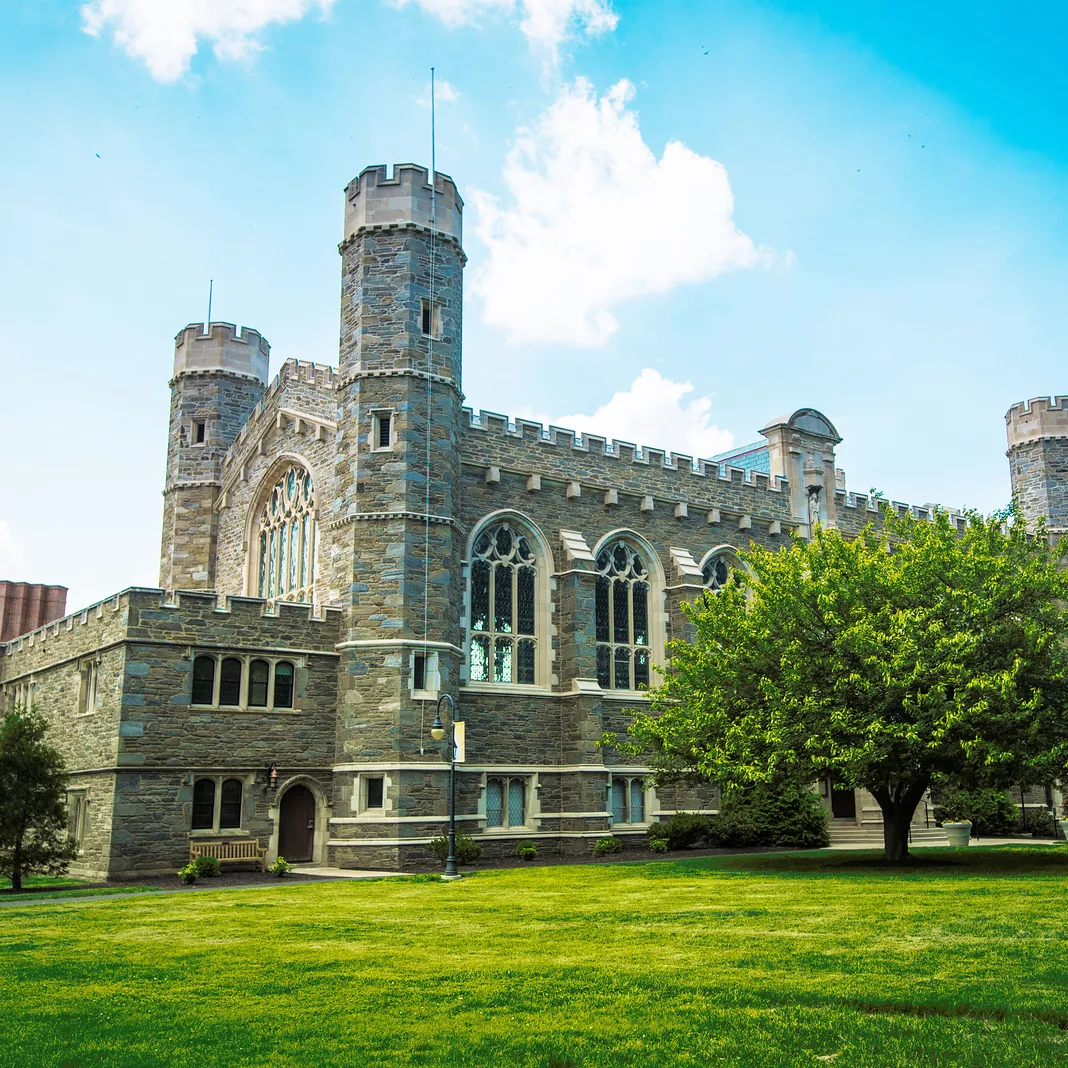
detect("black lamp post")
(430, 693), (460, 880)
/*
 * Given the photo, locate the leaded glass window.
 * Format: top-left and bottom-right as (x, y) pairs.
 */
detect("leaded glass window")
(219, 779), (243, 829)
(256, 464), (317, 605)
(274, 661), (295, 709)
(192, 656), (216, 705)
(191, 779), (215, 830)
(595, 541), (651, 691)
(485, 776), (528, 828)
(219, 658), (242, 707)
(610, 776), (645, 825)
(702, 551), (738, 592)
(248, 660), (270, 707)
(468, 523), (538, 685)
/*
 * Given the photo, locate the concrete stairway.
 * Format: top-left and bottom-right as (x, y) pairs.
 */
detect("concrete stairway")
(828, 821), (950, 847)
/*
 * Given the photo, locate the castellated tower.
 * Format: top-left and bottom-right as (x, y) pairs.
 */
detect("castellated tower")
(1006, 395), (1068, 534)
(330, 163), (465, 859)
(159, 323), (269, 589)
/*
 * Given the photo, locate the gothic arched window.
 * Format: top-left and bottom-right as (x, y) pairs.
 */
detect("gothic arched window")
(701, 548), (741, 592)
(469, 522), (538, 685)
(256, 465), (317, 604)
(596, 540), (651, 691)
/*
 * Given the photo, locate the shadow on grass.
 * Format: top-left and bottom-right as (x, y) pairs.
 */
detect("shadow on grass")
(662, 845), (1068, 879)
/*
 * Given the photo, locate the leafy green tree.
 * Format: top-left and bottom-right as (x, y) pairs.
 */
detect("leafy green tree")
(0, 707), (79, 891)
(617, 510), (1068, 862)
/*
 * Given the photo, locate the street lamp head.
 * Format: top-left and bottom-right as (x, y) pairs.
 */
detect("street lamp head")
(430, 712), (445, 741)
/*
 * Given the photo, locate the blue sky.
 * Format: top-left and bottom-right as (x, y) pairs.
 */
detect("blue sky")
(1, 1), (1066, 611)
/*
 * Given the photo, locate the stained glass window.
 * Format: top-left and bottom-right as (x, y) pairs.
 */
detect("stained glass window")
(255, 464), (317, 605)
(468, 522), (539, 685)
(507, 779), (526, 826)
(595, 541), (652, 691)
(486, 779), (504, 826)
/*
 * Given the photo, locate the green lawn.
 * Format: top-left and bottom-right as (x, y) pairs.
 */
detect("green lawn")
(2, 847), (1067, 1067)
(0, 876), (159, 900)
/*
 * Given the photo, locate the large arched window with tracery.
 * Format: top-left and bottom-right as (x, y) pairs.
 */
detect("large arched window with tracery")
(256, 464), (317, 604)
(469, 522), (538, 685)
(596, 540), (651, 691)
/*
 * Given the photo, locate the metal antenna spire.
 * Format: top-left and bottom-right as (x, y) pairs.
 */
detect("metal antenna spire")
(205, 279), (213, 335)
(430, 67), (437, 226)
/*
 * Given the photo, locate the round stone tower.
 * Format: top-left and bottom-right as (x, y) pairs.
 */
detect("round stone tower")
(159, 323), (269, 590)
(1005, 395), (1068, 534)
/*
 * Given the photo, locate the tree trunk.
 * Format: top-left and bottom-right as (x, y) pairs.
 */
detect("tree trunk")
(11, 833), (23, 893)
(871, 781), (929, 863)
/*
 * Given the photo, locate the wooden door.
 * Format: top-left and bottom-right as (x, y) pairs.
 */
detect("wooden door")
(278, 785), (315, 862)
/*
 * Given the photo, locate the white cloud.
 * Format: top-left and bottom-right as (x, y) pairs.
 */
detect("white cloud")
(471, 78), (771, 346)
(414, 77), (461, 108)
(394, 0), (617, 55)
(0, 520), (27, 573)
(522, 368), (734, 458)
(80, 0), (336, 82)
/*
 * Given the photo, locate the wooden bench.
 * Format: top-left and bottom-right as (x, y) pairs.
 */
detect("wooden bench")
(189, 839), (268, 872)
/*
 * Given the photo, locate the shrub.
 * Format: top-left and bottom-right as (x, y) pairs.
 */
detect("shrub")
(177, 863), (199, 885)
(647, 812), (711, 851)
(593, 835), (623, 857)
(515, 841), (537, 861)
(1022, 807), (1058, 838)
(426, 832), (483, 866)
(192, 855), (221, 878)
(711, 781), (829, 850)
(933, 786), (1019, 836)
(648, 837), (670, 854)
(268, 856), (295, 878)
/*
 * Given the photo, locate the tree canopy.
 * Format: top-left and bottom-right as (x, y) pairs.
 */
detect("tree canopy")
(618, 509), (1068, 861)
(0, 707), (79, 891)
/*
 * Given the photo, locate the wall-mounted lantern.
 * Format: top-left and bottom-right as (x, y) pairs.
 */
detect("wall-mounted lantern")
(265, 763), (279, 792)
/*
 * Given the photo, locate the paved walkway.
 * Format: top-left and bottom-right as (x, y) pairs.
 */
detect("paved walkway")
(828, 836), (1061, 850)
(294, 865), (412, 879)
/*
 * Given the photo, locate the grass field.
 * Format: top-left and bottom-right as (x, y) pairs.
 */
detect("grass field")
(2, 847), (1067, 1067)
(0, 876), (159, 900)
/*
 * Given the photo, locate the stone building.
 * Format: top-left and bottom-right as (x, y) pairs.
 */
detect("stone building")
(1, 162), (1063, 878)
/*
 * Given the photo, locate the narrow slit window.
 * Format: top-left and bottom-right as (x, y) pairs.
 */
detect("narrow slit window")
(376, 412), (392, 449)
(421, 299), (441, 339)
(365, 776), (384, 809)
(414, 654), (426, 692)
(193, 420), (206, 445)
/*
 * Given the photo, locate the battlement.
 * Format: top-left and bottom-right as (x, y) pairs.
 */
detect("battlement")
(1, 588), (342, 672)
(344, 163), (463, 244)
(834, 490), (967, 529)
(461, 407), (788, 494)
(173, 322), (270, 383)
(1005, 395), (1068, 448)
(222, 358), (337, 470)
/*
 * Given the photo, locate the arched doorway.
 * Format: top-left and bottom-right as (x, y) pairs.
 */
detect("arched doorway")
(278, 785), (316, 862)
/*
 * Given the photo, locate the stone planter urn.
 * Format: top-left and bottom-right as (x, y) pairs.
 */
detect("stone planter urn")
(942, 821), (972, 849)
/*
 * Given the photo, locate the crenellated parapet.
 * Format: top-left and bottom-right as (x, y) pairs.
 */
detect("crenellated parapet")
(172, 322), (270, 384)
(1006, 395), (1068, 532)
(1005, 395), (1068, 447)
(0, 587), (341, 680)
(220, 358), (337, 473)
(343, 162), (463, 247)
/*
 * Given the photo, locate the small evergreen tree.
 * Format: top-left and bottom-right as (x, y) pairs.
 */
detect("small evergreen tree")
(0, 708), (79, 891)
